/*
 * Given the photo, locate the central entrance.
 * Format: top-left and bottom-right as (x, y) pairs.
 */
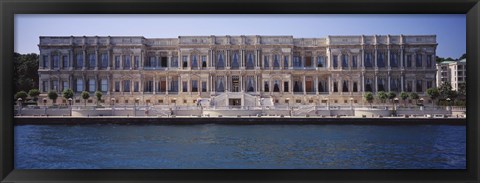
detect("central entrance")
(232, 76), (240, 92)
(229, 98), (241, 107)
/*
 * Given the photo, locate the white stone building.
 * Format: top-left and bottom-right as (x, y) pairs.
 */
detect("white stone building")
(38, 35), (438, 107)
(436, 59), (466, 91)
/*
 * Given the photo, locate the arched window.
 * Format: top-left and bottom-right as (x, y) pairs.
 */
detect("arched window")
(217, 52), (225, 68)
(273, 55), (280, 68)
(191, 55), (198, 68)
(217, 78), (224, 92)
(342, 80), (349, 92)
(273, 80), (280, 92)
(231, 52), (239, 69)
(247, 77), (254, 92)
(247, 53), (254, 68)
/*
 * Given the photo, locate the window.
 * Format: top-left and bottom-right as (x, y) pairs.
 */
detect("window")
(182, 56), (188, 68)
(231, 53), (239, 69)
(333, 82), (338, 92)
(317, 56), (325, 67)
(264, 81), (269, 92)
(246, 53), (254, 68)
(390, 53), (398, 67)
(351, 56), (357, 68)
(201, 56), (207, 68)
(114, 81), (120, 92)
(273, 80), (280, 92)
(201, 81), (207, 92)
(416, 54), (422, 67)
(123, 80), (130, 92)
(273, 55), (280, 69)
(171, 56), (178, 68)
(377, 52), (385, 68)
(146, 56), (154, 67)
(390, 78), (400, 92)
(101, 79), (108, 92)
(263, 55), (269, 69)
(246, 77), (255, 92)
(52, 80), (58, 91)
(89, 54), (96, 68)
(53, 55), (59, 69)
(88, 79), (96, 92)
(101, 53), (108, 68)
(318, 80), (327, 93)
(217, 52), (225, 68)
(134, 81), (139, 92)
(342, 80), (349, 92)
(364, 52), (373, 68)
(426, 81), (433, 90)
(426, 55), (432, 68)
(123, 55), (131, 69)
(416, 80), (423, 92)
(365, 79), (373, 92)
(406, 81), (413, 92)
(134, 56), (140, 69)
(293, 56), (301, 67)
(192, 80), (198, 92)
(333, 55), (338, 68)
(161, 57), (168, 67)
(378, 78), (385, 92)
(42, 81), (48, 92)
(341, 55), (348, 68)
(170, 80), (178, 92)
(293, 81), (302, 92)
(353, 82), (358, 92)
(284, 56), (289, 68)
(43, 55), (49, 69)
(62, 81), (69, 91)
(182, 81), (188, 92)
(62, 55), (69, 69)
(115, 56), (121, 69)
(191, 55), (198, 68)
(76, 79), (84, 92)
(406, 55), (412, 68)
(284, 81), (289, 92)
(144, 81), (153, 92)
(305, 56), (312, 67)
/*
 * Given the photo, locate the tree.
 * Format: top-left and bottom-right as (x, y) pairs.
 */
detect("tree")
(62, 88), (74, 100)
(364, 92), (374, 108)
(387, 92), (397, 109)
(377, 91), (388, 104)
(409, 92), (419, 105)
(458, 53), (466, 60)
(13, 52), (39, 93)
(426, 88), (440, 108)
(439, 82), (453, 100)
(47, 91), (58, 104)
(15, 91), (28, 101)
(400, 92), (409, 107)
(95, 91), (103, 106)
(81, 91), (90, 106)
(28, 89), (40, 102)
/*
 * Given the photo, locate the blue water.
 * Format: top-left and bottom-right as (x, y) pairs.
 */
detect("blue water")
(14, 124), (466, 169)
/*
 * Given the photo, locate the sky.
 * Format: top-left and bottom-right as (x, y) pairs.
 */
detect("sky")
(15, 14), (466, 58)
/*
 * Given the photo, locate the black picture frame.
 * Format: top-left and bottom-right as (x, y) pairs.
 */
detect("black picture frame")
(1, 0), (479, 182)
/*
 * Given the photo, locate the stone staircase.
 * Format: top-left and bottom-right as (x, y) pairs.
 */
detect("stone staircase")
(293, 105), (316, 116)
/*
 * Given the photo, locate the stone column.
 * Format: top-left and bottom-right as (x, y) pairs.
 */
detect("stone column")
(401, 75), (404, 92)
(400, 45), (404, 69)
(361, 73), (365, 93)
(153, 76), (156, 94)
(315, 76), (319, 95)
(224, 75), (228, 92)
(82, 49), (87, 70)
(107, 49), (111, 70)
(388, 75), (391, 92)
(140, 51), (144, 70)
(165, 76), (169, 95)
(374, 74), (378, 93)
(69, 49), (74, 70)
(303, 75), (306, 95)
(361, 47), (365, 68)
(95, 49), (99, 70)
(374, 46), (378, 69)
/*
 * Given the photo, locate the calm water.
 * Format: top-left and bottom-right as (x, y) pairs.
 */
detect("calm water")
(14, 124), (466, 169)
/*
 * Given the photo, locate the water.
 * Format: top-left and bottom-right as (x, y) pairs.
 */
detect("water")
(14, 124), (466, 169)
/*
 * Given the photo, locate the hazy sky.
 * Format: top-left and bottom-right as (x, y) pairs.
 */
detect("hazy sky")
(15, 14), (465, 58)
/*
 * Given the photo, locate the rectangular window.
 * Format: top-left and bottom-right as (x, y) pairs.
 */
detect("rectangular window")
(43, 55), (49, 69)
(52, 80), (58, 91)
(101, 79), (108, 92)
(201, 81), (207, 92)
(341, 55), (348, 68)
(89, 54), (96, 69)
(201, 56), (207, 68)
(333, 82), (338, 92)
(293, 56), (301, 67)
(333, 55), (338, 68)
(390, 53), (398, 68)
(426, 55), (432, 68)
(305, 56), (312, 67)
(42, 81), (48, 92)
(377, 53), (385, 68)
(134, 56), (140, 69)
(416, 54), (422, 67)
(53, 55), (59, 69)
(62, 55), (69, 69)
(317, 56), (325, 67)
(123, 80), (130, 92)
(62, 81), (69, 91)
(182, 56), (188, 68)
(426, 81), (433, 90)
(182, 81), (188, 92)
(115, 56), (121, 69)
(161, 57), (168, 67)
(263, 56), (269, 69)
(191, 55), (198, 68)
(284, 81), (289, 92)
(170, 80), (178, 92)
(416, 80), (423, 92)
(101, 53), (108, 68)
(89, 79), (96, 92)
(123, 55), (131, 69)
(191, 80), (198, 92)
(76, 79), (84, 92)
(284, 56), (289, 68)
(406, 55), (412, 68)
(171, 56), (178, 68)
(352, 56), (357, 68)
(264, 81), (269, 92)
(134, 81), (139, 92)
(114, 81), (120, 92)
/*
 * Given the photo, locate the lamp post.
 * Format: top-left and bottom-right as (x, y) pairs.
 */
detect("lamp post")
(43, 98), (47, 115)
(17, 98), (22, 116)
(446, 98), (451, 111)
(68, 98), (73, 116)
(134, 98), (140, 116)
(325, 97), (329, 110)
(349, 97), (354, 110)
(111, 98), (115, 116)
(419, 98), (424, 111)
(394, 97), (399, 116)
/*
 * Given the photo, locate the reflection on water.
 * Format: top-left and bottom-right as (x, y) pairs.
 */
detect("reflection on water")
(14, 124), (466, 169)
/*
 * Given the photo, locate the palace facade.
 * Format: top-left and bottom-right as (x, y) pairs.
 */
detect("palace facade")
(38, 35), (438, 107)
